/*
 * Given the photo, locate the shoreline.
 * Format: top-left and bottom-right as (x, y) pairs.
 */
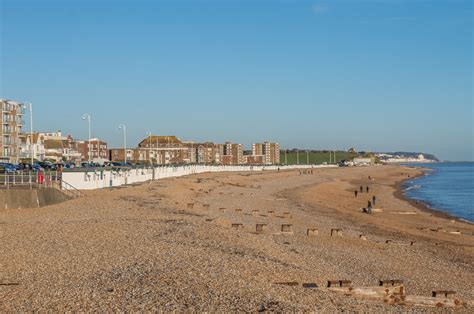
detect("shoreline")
(394, 165), (473, 225)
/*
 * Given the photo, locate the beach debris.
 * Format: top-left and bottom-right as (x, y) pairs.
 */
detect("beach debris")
(331, 229), (343, 237)
(219, 207), (226, 211)
(259, 214), (268, 217)
(187, 203), (194, 209)
(449, 230), (461, 235)
(202, 204), (210, 209)
(306, 228), (319, 236)
(403, 295), (463, 308)
(0, 282), (19, 286)
(205, 218), (214, 222)
(256, 224), (268, 233)
(359, 234), (367, 241)
(281, 224), (293, 233)
(303, 283), (318, 289)
(327, 280), (352, 288)
(274, 281), (299, 286)
(385, 240), (393, 244)
(391, 211), (417, 215)
(235, 208), (243, 213)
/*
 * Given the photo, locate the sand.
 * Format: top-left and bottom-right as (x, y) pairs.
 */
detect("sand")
(0, 165), (473, 311)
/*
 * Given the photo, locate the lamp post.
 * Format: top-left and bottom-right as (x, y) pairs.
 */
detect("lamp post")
(146, 131), (152, 166)
(82, 113), (91, 164)
(119, 124), (127, 163)
(306, 150), (309, 164)
(296, 149), (299, 165)
(23, 102), (34, 166)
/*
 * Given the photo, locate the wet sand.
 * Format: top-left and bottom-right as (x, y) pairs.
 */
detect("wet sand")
(0, 165), (473, 311)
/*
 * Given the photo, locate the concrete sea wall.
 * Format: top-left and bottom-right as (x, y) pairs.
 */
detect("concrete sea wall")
(0, 188), (71, 209)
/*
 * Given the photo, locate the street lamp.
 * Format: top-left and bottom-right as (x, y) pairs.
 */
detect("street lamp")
(119, 124), (127, 163)
(82, 113), (91, 164)
(23, 102), (34, 166)
(146, 131), (152, 166)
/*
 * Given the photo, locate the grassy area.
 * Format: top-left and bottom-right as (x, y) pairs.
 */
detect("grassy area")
(279, 151), (356, 165)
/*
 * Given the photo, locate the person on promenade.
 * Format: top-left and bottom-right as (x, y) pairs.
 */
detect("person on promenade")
(372, 195), (376, 205)
(354, 190), (358, 197)
(366, 186), (369, 193)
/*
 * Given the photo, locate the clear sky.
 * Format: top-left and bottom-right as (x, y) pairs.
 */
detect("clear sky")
(1, 0), (472, 161)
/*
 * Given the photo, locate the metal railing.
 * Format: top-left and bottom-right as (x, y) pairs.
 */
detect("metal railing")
(0, 171), (83, 199)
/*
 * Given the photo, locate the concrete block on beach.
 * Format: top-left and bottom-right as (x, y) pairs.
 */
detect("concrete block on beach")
(331, 229), (342, 237)
(256, 224), (268, 233)
(231, 223), (244, 230)
(281, 224), (293, 233)
(432, 290), (457, 299)
(379, 279), (404, 287)
(327, 280), (352, 288)
(306, 229), (319, 236)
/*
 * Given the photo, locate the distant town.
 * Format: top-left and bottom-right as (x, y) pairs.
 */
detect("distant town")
(1, 99), (437, 167)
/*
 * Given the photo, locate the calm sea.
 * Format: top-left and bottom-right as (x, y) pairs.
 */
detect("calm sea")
(402, 162), (474, 223)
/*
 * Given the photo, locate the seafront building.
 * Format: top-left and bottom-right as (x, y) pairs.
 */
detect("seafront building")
(252, 142), (280, 165)
(3, 98), (282, 166)
(19, 131), (108, 164)
(0, 99), (24, 163)
(108, 135), (280, 166)
(77, 138), (109, 163)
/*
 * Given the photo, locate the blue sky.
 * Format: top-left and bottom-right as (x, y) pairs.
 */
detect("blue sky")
(1, 0), (472, 161)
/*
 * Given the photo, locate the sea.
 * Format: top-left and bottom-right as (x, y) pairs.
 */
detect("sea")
(402, 162), (474, 223)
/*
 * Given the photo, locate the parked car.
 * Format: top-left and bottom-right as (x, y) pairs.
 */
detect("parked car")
(38, 161), (56, 170)
(0, 163), (17, 173)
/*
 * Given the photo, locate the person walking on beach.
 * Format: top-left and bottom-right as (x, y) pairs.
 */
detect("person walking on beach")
(366, 186), (369, 193)
(354, 190), (358, 197)
(360, 185), (363, 193)
(372, 195), (376, 205)
(367, 200), (372, 214)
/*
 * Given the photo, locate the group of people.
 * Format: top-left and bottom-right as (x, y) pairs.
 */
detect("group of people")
(354, 183), (377, 214)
